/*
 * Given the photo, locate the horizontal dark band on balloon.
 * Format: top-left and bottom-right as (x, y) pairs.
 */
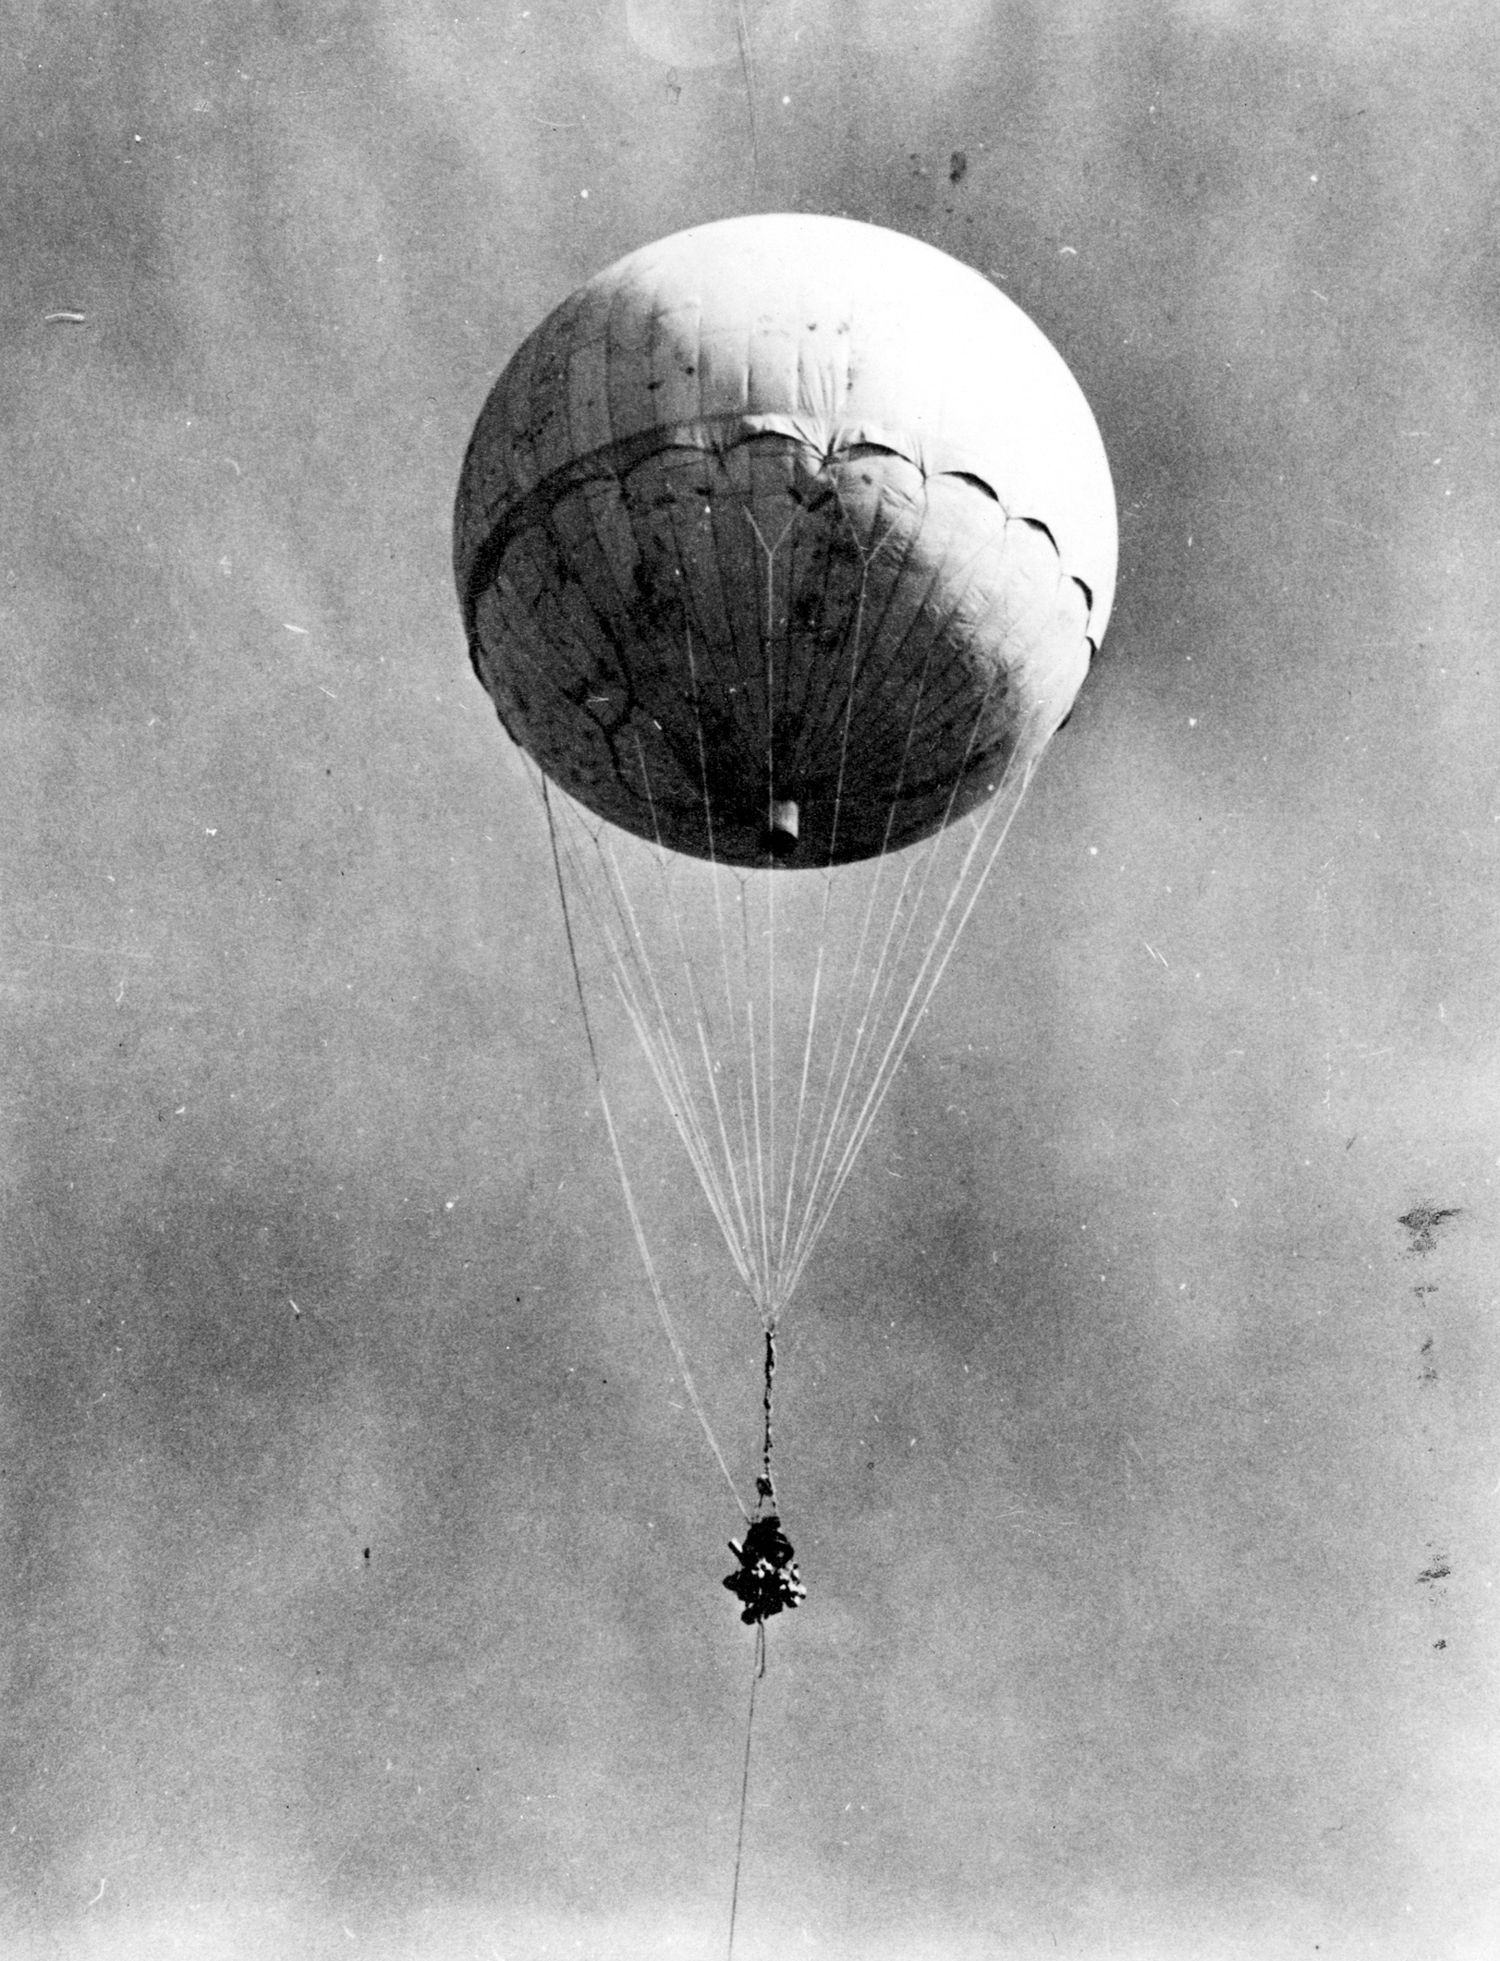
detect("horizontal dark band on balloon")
(457, 415), (1027, 641)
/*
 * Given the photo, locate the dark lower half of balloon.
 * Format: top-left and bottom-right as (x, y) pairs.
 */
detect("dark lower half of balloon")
(462, 434), (1092, 867)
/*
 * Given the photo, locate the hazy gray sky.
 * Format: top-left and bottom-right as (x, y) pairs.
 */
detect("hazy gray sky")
(5, 3), (1498, 1957)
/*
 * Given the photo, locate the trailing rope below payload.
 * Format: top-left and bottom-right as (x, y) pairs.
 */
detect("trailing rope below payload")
(724, 1617), (765, 1961)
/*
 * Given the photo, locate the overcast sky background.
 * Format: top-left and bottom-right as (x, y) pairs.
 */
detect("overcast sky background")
(5, 3), (1499, 1957)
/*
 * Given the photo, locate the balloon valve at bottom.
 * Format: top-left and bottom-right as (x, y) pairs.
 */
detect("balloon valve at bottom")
(765, 799), (800, 860)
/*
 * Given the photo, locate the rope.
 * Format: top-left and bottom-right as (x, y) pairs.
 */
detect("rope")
(759, 1324), (777, 1502)
(541, 776), (749, 1521)
(725, 1619), (767, 1961)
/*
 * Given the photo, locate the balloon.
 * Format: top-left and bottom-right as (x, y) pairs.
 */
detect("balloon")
(455, 214), (1116, 870)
